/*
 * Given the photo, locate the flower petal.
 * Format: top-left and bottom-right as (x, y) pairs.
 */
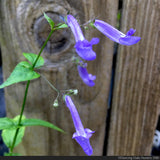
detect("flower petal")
(67, 15), (84, 41)
(126, 28), (136, 36)
(119, 36), (141, 45)
(94, 19), (141, 45)
(72, 133), (93, 156)
(94, 19), (124, 43)
(67, 15), (99, 60)
(84, 128), (95, 139)
(90, 37), (100, 45)
(65, 95), (94, 156)
(75, 40), (97, 61)
(65, 95), (85, 136)
(77, 65), (96, 87)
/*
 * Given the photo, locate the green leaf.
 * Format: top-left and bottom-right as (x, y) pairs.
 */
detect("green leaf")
(21, 118), (64, 133)
(0, 61), (40, 89)
(4, 152), (21, 156)
(0, 117), (15, 130)
(44, 12), (55, 30)
(89, 22), (96, 29)
(23, 52), (44, 68)
(12, 115), (26, 125)
(2, 128), (25, 148)
(56, 23), (68, 29)
(2, 115), (26, 148)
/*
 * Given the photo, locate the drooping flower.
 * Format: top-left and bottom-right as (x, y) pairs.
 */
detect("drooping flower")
(94, 19), (141, 45)
(77, 64), (96, 87)
(64, 95), (95, 155)
(67, 15), (99, 61)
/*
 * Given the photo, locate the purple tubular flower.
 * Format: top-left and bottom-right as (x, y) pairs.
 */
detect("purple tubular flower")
(67, 15), (99, 60)
(94, 19), (141, 45)
(77, 65), (96, 87)
(65, 95), (95, 156)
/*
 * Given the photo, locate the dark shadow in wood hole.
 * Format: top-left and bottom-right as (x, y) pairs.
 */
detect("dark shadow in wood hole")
(33, 11), (71, 54)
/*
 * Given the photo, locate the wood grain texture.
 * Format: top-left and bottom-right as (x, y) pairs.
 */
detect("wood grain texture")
(0, 0), (118, 155)
(107, 0), (160, 156)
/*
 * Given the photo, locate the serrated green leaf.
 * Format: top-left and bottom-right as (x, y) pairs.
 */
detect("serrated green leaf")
(44, 12), (55, 30)
(21, 118), (64, 133)
(0, 117), (15, 130)
(2, 115), (26, 148)
(0, 61), (40, 89)
(23, 52), (44, 68)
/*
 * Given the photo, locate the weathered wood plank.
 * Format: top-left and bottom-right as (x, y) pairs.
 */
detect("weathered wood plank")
(107, 0), (160, 155)
(0, 0), (118, 155)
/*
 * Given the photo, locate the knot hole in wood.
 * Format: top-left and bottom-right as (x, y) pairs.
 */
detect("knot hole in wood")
(33, 12), (71, 54)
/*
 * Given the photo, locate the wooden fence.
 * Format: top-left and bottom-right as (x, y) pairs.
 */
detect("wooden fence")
(0, 0), (160, 156)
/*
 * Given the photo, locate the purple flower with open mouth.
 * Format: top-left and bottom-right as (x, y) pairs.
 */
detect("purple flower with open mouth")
(64, 95), (95, 156)
(77, 64), (96, 87)
(67, 15), (99, 61)
(94, 19), (141, 45)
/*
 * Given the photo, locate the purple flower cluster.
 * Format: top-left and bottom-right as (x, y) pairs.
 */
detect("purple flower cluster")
(65, 14), (141, 155)
(67, 15), (141, 88)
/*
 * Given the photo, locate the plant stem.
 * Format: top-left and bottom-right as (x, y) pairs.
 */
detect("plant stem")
(10, 29), (54, 153)
(40, 74), (60, 93)
(10, 80), (30, 152)
(40, 74), (60, 106)
(32, 29), (54, 69)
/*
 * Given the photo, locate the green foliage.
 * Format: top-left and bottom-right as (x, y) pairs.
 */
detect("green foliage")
(21, 118), (64, 133)
(23, 52), (44, 68)
(44, 12), (55, 30)
(89, 22), (96, 29)
(0, 115), (64, 149)
(2, 115), (26, 148)
(4, 152), (21, 156)
(43, 12), (68, 30)
(0, 117), (15, 130)
(55, 23), (68, 29)
(0, 61), (40, 89)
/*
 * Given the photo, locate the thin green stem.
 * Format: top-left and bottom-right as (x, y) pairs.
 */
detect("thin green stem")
(40, 74), (60, 93)
(10, 80), (30, 152)
(40, 74), (60, 106)
(10, 29), (54, 153)
(32, 29), (54, 69)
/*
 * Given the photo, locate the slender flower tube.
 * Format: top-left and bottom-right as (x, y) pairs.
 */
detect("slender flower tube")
(64, 95), (95, 155)
(67, 15), (99, 60)
(77, 64), (96, 87)
(94, 19), (141, 45)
